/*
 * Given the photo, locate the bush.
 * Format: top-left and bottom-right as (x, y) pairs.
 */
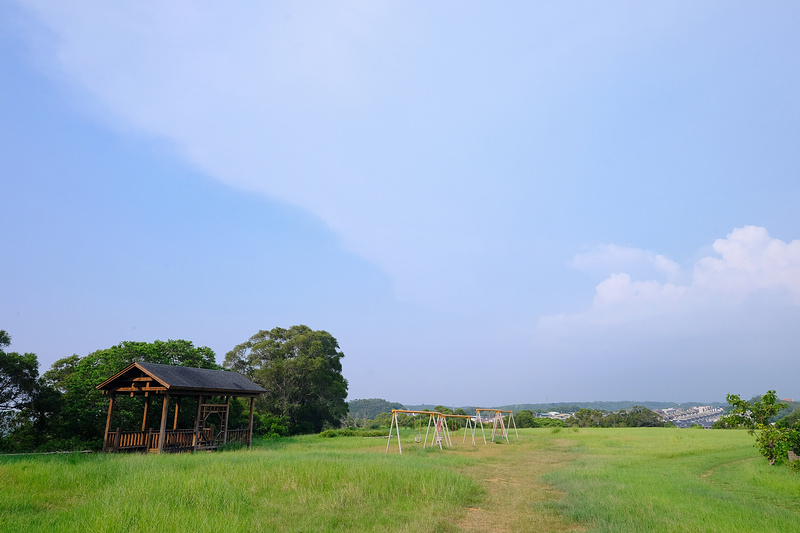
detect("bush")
(319, 428), (388, 438)
(725, 390), (799, 466)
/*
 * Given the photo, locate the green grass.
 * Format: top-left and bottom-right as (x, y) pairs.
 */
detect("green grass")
(1, 428), (798, 532)
(0, 434), (482, 533)
(542, 428), (800, 532)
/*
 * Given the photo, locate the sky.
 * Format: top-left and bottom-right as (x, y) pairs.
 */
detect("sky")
(2, 2), (799, 406)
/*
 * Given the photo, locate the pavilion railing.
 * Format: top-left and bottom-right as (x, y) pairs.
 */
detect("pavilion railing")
(105, 428), (215, 452)
(226, 429), (250, 445)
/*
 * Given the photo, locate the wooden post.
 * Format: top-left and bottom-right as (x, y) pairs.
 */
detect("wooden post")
(193, 395), (203, 451)
(223, 396), (230, 445)
(173, 397), (181, 430)
(141, 396), (150, 431)
(247, 397), (255, 448)
(102, 395), (116, 452)
(158, 394), (170, 453)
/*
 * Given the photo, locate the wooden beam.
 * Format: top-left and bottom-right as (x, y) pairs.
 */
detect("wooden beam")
(158, 394), (170, 454)
(112, 386), (167, 393)
(248, 397), (255, 448)
(142, 396), (151, 431)
(173, 397), (181, 430)
(102, 395), (116, 452)
(223, 396), (230, 445)
(193, 395), (203, 452)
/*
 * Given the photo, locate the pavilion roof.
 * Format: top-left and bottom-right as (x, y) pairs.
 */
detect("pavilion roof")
(96, 362), (266, 397)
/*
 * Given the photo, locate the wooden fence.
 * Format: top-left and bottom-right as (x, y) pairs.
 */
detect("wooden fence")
(105, 428), (216, 452)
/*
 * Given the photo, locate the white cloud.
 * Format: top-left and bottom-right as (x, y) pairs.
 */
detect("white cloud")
(693, 226), (800, 302)
(13, 1), (701, 312)
(534, 226), (800, 401)
(571, 244), (682, 282)
(541, 226), (800, 332)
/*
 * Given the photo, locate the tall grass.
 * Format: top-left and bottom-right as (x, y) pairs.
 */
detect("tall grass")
(0, 435), (482, 532)
(542, 427), (800, 532)
(1, 428), (798, 532)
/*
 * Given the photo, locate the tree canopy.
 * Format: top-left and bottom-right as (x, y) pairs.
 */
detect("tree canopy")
(0, 331), (64, 451)
(348, 398), (405, 421)
(225, 325), (348, 435)
(40, 339), (220, 448)
(568, 406), (670, 428)
(724, 390), (799, 467)
(0, 330), (39, 412)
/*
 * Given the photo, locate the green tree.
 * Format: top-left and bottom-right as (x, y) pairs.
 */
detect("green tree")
(724, 390), (798, 465)
(225, 325), (348, 435)
(42, 339), (219, 448)
(777, 410), (800, 430)
(568, 408), (606, 427)
(532, 417), (567, 428)
(567, 406), (668, 428)
(0, 330), (39, 412)
(514, 409), (536, 428)
(0, 331), (66, 452)
(348, 398), (404, 420)
(618, 406), (670, 427)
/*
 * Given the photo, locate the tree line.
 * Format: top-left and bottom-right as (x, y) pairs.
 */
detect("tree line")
(566, 406), (673, 428)
(0, 325), (348, 452)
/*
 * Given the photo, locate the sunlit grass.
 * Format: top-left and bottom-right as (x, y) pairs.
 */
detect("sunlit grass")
(1, 428), (798, 532)
(542, 428), (800, 532)
(0, 435), (482, 532)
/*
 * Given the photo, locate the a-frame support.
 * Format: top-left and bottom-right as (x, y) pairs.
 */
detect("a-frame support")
(442, 414), (476, 446)
(386, 410), (450, 454)
(477, 409), (517, 444)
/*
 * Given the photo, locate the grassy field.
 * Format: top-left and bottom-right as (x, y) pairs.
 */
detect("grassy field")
(0, 428), (797, 532)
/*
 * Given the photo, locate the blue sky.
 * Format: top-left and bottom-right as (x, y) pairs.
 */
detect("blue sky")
(2, 2), (799, 406)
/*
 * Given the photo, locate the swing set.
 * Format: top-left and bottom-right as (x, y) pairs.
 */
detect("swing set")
(476, 408), (518, 444)
(386, 410), (449, 454)
(441, 413), (477, 446)
(384, 409), (483, 453)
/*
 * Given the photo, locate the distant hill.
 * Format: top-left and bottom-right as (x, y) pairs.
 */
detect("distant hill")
(404, 400), (728, 414)
(348, 398), (405, 419)
(499, 401), (727, 413)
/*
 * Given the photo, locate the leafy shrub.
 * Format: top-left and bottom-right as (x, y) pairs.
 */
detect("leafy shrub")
(318, 428), (388, 438)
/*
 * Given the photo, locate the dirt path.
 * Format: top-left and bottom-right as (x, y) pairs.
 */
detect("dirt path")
(453, 437), (584, 532)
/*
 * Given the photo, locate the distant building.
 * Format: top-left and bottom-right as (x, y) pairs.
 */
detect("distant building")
(538, 411), (571, 420)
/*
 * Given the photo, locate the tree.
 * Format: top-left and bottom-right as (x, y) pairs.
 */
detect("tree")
(0, 331), (66, 452)
(567, 406), (669, 428)
(0, 331), (40, 412)
(348, 398), (404, 421)
(42, 339), (220, 448)
(514, 410), (537, 428)
(777, 410), (800, 430)
(618, 406), (670, 427)
(724, 390), (798, 466)
(225, 325), (348, 435)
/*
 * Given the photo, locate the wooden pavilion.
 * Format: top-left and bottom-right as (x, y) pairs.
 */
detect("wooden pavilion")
(96, 362), (265, 453)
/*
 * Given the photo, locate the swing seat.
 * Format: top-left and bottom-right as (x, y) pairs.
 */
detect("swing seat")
(414, 436), (421, 443)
